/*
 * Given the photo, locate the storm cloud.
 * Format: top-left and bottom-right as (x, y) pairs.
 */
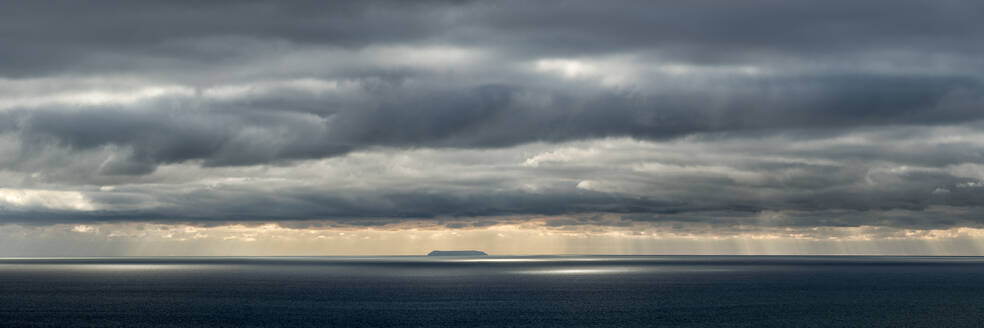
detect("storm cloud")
(2, 0), (984, 238)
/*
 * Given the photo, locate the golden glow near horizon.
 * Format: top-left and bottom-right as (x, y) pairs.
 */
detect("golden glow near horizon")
(4, 219), (984, 256)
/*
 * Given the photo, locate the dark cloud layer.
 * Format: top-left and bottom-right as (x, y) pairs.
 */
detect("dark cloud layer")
(1, 1), (984, 232)
(2, 1), (982, 75)
(0, 1), (981, 167)
(3, 74), (981, 169)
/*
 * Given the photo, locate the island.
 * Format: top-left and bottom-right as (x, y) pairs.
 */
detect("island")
(427, 250), (488, 256)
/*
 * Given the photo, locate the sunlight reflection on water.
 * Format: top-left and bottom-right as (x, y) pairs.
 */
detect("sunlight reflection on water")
(66, 264), (205, 271)
(0, 263), (212, 272)
(513, 265), (742, 275)
(514, 267), (639, 275)
(456, 258), (550, 263)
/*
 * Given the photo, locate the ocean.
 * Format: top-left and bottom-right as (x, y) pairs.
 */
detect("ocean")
(1, 256), (983, 327)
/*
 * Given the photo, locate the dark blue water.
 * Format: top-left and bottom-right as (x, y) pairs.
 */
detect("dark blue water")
(2, 256), (983, 327)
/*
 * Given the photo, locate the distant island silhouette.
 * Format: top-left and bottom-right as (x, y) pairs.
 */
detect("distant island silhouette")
(427, 250), (488, 256)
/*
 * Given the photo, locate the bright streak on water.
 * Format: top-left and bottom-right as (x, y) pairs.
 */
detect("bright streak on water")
(515, 267), (639, 275)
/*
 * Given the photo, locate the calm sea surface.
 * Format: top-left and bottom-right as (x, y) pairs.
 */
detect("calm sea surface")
(2, 256), (983, 327)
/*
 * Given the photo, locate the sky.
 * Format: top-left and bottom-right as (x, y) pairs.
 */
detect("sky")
(2, 1), (984, 256)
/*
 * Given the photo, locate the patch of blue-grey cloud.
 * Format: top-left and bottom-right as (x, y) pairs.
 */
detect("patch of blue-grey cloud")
(1, 0), (983, 234)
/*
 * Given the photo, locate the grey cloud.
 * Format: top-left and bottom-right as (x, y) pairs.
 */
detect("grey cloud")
(1, 1), (982, 77)
(2, 127), (984, 231)
(0, 1), (446, 77)
(2, 1), (984, 233)
(6, 104), (345, 170)
(2, 74), (982, 172)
